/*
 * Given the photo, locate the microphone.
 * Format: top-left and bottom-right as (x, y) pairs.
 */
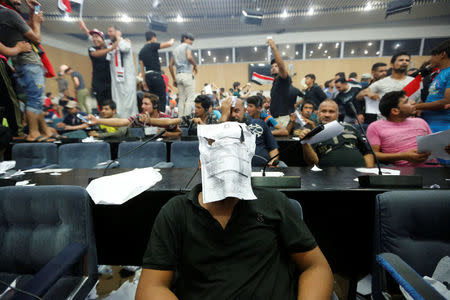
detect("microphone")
(100, 129), (167, 177)
(347, 102), (422, 187)
(298, 124), (325, 142)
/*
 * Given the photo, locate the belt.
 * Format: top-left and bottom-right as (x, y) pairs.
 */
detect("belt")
(145, 70), (161, 74)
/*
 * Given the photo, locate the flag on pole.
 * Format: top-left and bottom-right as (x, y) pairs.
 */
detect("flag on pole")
(403, 74), (422, 97)
(58, 0), (83, 15)
(251, 72), (274, 85)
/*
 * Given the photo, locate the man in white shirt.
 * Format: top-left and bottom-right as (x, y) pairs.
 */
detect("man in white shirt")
(357, 52), (421, 119)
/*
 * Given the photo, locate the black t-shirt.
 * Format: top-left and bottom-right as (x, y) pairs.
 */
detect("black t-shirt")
(143, 184), (317, 300)
(270, 75), (295, 117)
(88, 46), (111, 91)
(304, 84), (328, 109)
(334, 86), (363, 119)
(139, 42), (161, 72)
(246, 117), (278, 167)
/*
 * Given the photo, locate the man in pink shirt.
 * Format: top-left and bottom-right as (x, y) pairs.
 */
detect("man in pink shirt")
(367, 90), (436, 167)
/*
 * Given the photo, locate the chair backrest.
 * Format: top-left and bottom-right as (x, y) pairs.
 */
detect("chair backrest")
(170, 141), (200, 168)
(118, 141), (167, 168)
(58, 142), (111, 168)
(372, 190), (450, 299)
(0, 185), (97, 279)
(12, 143), (58, 170)
(128, 127), (145, 138)
(288, 198), (303, 220)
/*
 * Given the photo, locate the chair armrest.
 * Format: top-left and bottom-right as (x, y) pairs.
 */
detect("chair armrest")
(376, 253), (445, 300)
(13, 243), (87, 300)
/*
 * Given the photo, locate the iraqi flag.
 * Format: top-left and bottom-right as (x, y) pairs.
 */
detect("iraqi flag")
(403, 74), (422, 97)
(251, 72), (274, 85)
(58, 0), (83, 14)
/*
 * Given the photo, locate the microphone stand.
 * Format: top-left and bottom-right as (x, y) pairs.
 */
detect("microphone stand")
(347, 102), (422, 188)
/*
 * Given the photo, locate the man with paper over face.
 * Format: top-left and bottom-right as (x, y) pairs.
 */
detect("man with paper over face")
(136, 122), (333, 300)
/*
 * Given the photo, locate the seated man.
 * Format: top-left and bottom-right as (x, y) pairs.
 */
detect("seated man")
(366, 90), (437, 167)
(287, 101), (316, 136)
(246, 95), (289, 136)
(56, 101), (89, 132)
(87, 93), (181, 138)
(88, 100), (127, 139)
(220, 98), (281, 167)
(135, 122), (333, 300)
(141, 95), (218, 135)
(300, 99), (375, 168)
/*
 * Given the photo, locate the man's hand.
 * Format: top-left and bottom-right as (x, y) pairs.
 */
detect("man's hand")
(173, 81), (177, 87)
(86, 114), (99, 125)
(115, 30), (122, 41)
(368, 92), (380, 100)
(56, 122), (65, 129)
(290, 113), (296, 122)
(192, 117), (203, 125)
(405, 148), (430, 163)
(267, 38), (276, 49)
(357, 114), (364, 123)
(298, 128), (311, 140)
(33, 11), (44, 24)
(25, 0), (40, 9)
(15, 41), (32, 53)
(138, 113), (150, 124)
(88, 131), (99, 137)
(193, 65), (198, 75)
(142, 82), (149, 91)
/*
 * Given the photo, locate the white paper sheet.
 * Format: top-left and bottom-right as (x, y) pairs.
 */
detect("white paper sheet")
(0, 161), (16, 174)
(417, 129), (450, 160)
(364, 96), (380, 114)
(35, 168), (72, 174)
(311, 165), (322, 172)
(355, 168), (401, 175)
(86, 167), (162, 205)
(301, 120), (344, 144)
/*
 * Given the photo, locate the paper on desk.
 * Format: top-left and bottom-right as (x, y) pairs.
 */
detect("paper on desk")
(311, 165), (322, 172)
(301, 120), (344, 144)
(356, 168), (401, 175)
(0, 161), (15, 174)
(23, 168), (42, 173)
(251, 171), (284, 177)
(417, 129), (450, 160)
(86, 167), (162, 205)
(35, 168), (72, 174)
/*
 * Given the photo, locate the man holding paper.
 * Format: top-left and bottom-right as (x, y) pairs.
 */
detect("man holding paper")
(299, 100), (374, 168)
(136, 122), (333, 300)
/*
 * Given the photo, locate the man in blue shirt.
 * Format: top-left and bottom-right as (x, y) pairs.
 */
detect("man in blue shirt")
(246, 95), (289, 136)
(416, 39), (450, 133)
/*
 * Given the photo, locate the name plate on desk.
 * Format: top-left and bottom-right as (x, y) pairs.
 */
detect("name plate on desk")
(251, 176), (301, 188)
(144, 127), (158, 136)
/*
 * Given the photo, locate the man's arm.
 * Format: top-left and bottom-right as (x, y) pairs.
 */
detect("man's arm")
(363, 153), (375, 168)
(87, 115), (131, 127)
(160, 38), (175, 49)
(268, 148), (279, 166)
(291, 246), (334, 300)
(136, 269), (178, 300)
(219, 98), (232, 122)
(90, 46), (115, 58)
(0, 41), (31, 57)
(271, 123), (289, 136)
(77, 20), (90, 37)
(72, 76), (80, 89)
(415, 88), (450, 111)
(146, 117), (181, 127)
(63, 123), (89, 131)
(23, 12), (43, 44)
(186, 49), (198, 75)
(116, 31), (131, 53)
(298, 129), (319, 166)
(267, 39), (288, 79)
(372, 145), (430, 164)
(163, 127), (182, 139)
(169, 57), (177, 86)
(140, 60), (149, 91)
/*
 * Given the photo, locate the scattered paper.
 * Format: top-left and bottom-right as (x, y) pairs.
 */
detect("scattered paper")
(23, 168), (42, 173)
(311, 165), (322, 172)
(35, 168), (72, 174)
(356, 168), (401, 175)
(301, 120), (344, 144)
(357, 274), (372, 296)
(0, 161), (16, 174)
(16, 180), (30, 186)
(417, 129), (450, 160)
(86, 167), (162, 205)
(82, 136), (103, 143)
(50, 172), (62, 176)
(251, 171), (284, 177)
(2, 170), (25, 179)
(291, 137), (300, 141)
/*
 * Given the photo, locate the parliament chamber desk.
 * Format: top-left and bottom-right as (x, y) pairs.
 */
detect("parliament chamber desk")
(13, 166), (449, 284)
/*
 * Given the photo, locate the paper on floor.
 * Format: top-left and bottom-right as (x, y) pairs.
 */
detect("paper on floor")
(86, 167), (162, 205)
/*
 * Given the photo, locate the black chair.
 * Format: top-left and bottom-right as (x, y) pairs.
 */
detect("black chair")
(0, 185), (98, 299)
(170, 141), (200, 168)
(11, 143), (58, 170)
(118, 141), (167, 168)
(58, 142), (111, 168)
(372, 190), (450, 300)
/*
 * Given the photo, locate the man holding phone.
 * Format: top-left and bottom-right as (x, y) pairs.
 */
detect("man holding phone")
(56, 101), (90, 132)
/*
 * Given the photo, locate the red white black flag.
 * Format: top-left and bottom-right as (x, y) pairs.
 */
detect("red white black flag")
(251, 72), (274, 85)
(58, 0), (83, 14)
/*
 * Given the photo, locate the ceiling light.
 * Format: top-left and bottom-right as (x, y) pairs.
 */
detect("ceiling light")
(176, 14), (183, 22)
(368, 42), (373, 46)
(207, 51), (211, 56)
(395, 43), (400, 49)
(194, 52), (197, 56)
(282, 51), (286, 56)
(201, 58), (204, 62)
(213, 57), (216, 62)
(120, 14), (131, 23)
(364, 3), (373, 11)
(376, 51), (380, 55)
(281, 9), (288, 18)
(307, 7), (314, 15)
(364, 50), (368, 55)
(159, 57), (162, 61)
(310, 50), (313, 54)
(242, 10), (248, 17)
(226, 56), (229, 60)
(328, 56), (331, 59)
(335, 42), (339, 48)
(254, 47), (258, 52)
(286, 45), (290, 49)
(351, 50), (355, 54)
(318, 43), (322, 49)
(295, 51), (299, 55)
(324, 50), (328, 53)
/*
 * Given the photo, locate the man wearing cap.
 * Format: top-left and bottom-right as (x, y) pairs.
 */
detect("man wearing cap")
(169, 33), (198, 117)
(60, 65), (90, 113)
(56, 100), (89, 132)
(136, 121), (333, 300)
(78, 20), (113, 109)
(360, 73), (372, 89)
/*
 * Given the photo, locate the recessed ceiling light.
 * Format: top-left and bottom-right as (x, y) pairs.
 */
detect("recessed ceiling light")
(351, 50), (355, 54)
(368, 42), (373, 46)
(120, 14), (131, 23)
(282, 51), (286, 56)
(335, 42), (339, 48)
(364, 50), (368, 54)
(364, 3), (372, 11)
(254, 47), (258, 52)
(328, 56), (331, 59)
(307, 7), (314, 15)
(207, 51), (211, 56)
(286, 45), (290, 49)
(295, 51), (299, 55)
(376, 51), (380, 55)
(395, 43), (400, 49)
(281, 9), (288, 18)
(324, 50), (328, 53)
(176, 14), (183, 22)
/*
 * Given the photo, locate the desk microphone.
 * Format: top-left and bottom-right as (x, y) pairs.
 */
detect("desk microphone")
(347, 102), (422, 187)
(100, 129), (167, 177)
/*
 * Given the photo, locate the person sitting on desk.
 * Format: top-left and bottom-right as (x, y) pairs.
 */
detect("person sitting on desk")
(246, 95), (289, 136)
(135, 122), (334, 300)
(140, 95), (218, 136)
(366, 90), (438, 167)
(300, 99), (375, 168)
(88, 100), (127, 139)
(220, 98), (282, 167)
(86, 93), (181, 138)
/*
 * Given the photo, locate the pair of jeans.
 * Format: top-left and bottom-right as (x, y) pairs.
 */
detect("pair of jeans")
(13, 64), (45, 114)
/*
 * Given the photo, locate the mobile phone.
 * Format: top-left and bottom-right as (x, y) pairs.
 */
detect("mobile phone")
(77, 113), (91, 124)
(34, 5), (40, 14)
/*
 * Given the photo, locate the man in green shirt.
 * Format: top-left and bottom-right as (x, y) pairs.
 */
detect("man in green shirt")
(136, 122), (333, 300)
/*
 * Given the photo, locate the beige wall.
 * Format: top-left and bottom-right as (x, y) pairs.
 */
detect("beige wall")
(43, 44), (429, 96)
